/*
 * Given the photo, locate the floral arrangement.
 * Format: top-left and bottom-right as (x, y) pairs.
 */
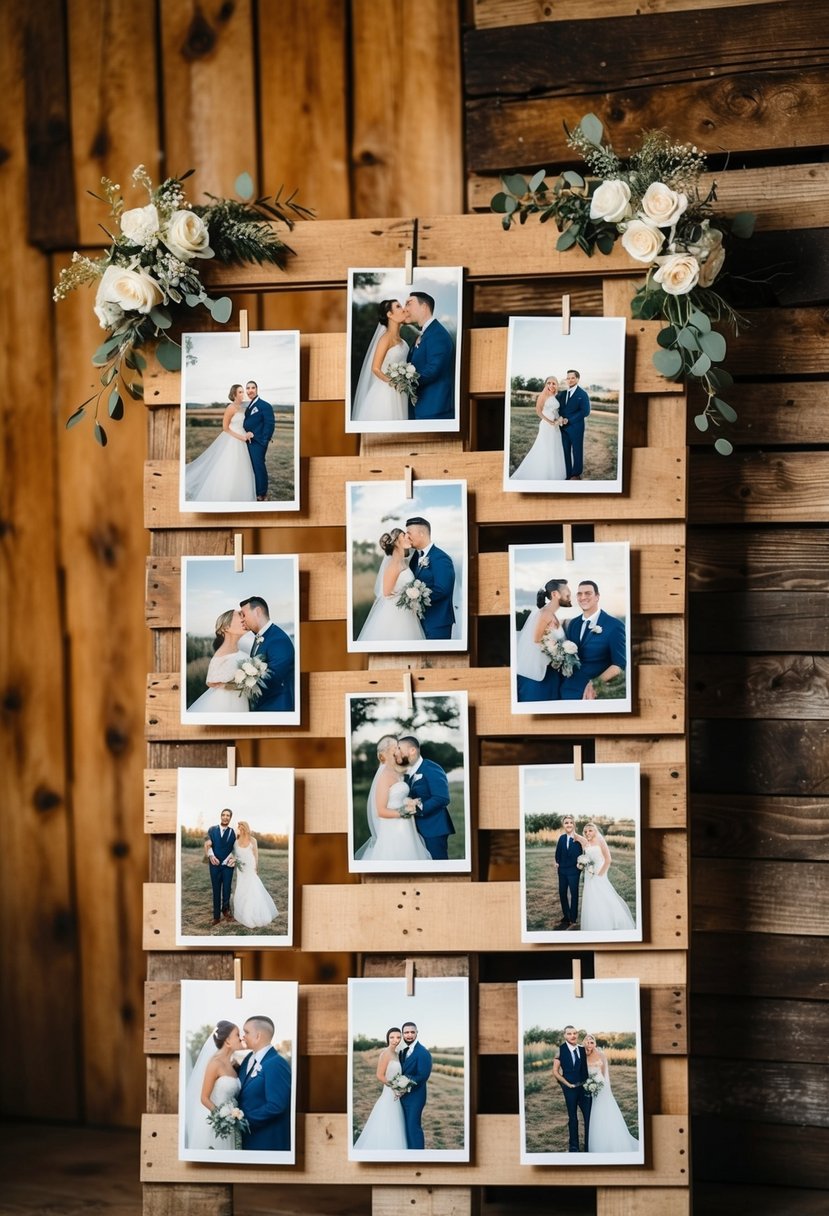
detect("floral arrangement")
(583, 1073), (604, 1098)
(232, 655), (269, 701)
(397, 579), (433, 620)
(206, 1099), (250, 1147)
(540, 633), (581, 677)
(55, 166), (312, 444)
(390, 1072), (417, 1097)
(576, 852), (597, 876)
(491, 114), (756, 454)
(386, 360), (420, 404)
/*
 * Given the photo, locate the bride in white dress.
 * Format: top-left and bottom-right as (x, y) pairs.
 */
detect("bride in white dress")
(357, 528), (426, 646)
(188, 609), (252, 714)
(184, 383), (257, 503)
(575, 823), (635, 931)
(184, 1020), (243, 1150)
(511, 376), (567, 482)
(232, 820), (278, 929)
(351, 299), (410, 423)
(582, 1034), (639, 1153)
(353, 1027), (408, 1150)
(354, 735), (433, 864)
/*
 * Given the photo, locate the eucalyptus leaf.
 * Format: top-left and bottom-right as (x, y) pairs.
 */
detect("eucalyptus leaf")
(652, 348), (683, 378)
(656, 326), (677, 348)
(528, 169), (547, 192)
(689, 308), (711, 334)
(91, 335), (122, 365)
(596, 231), (615, 255)
(502, 173), (527, 197)
(184, 292), (201, 307)
(131, 350), (147, 371)
(126, 379), (144, 399)
(699, 330), (727, 361)
(235, 171), (255, 200)
(714, 397), (738, 423)
(108, 388), (123, 420)
(101, 365), (118, 385)
(156, 340), (182, 372)
(731, 211), (756, 239)
(693, 413), (709, 432)
(690, 352), (712, 376)
(504, 196), (517, 214)
(491, 192), (510, 213)
(677, 327), (700, 352)
(208, 296), (233, 324)
(714, 437), (734, 456)
(150, 306), (172, 329)
(562, 170), (585, 189)
(707, 367), (734, 390)
(556, 227), (579, 251)
(579, 113), (604, 147)
(65, 405), (86, 430)
(93, 421), (108, 447)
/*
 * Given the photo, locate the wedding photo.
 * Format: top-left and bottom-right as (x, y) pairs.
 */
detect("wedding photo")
(179, 329), (300, 512)
(181, 554), (300, 726)
(176, 766), (294, 947)
(346, 479), (468, 653)
(518, 978), (644, 1166)
(510, 540), (632, 715)
(520, 763), (642, 943)
(179, 977), (298, 1165)
(503, 316), (625, 493)
(345, 266), (463, 434)
(348, 975), (470, 1162)
(346, 691), (471, 873)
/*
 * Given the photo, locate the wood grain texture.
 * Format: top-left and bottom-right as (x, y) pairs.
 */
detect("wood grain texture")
(691, 719), (829, 795)
(689, 452), (829, 524)
(693, 1119), (829, 1189)
(687, 381), (829, 447)
(22, 0), (76, 247)
(691, 994), (829, 1059)
(690, 653), (829, 719)
(690, 592), (829, 652)
(692, 858), (827, 935)
(692, 1059), (828, 1126)
(688, 526), (829, 591)
(691, 793), (829, 860)
(472, 0), (785, 28)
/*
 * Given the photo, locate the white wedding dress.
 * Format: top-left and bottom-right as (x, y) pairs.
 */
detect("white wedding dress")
(355, 768), (433, 863)
(184, 408), (257, 502)
(511, 398), (567, 481)
(353, 1056), (408, 1150)
(357, 562), (426, 645)
(188, 652), (252, 714)
(186, 1073), (242, 1150)
(232, 843), (278, 928)
(352, 332), (409, 423)
(580, 845), (635, 931)
(586, 1062), (639, 1153)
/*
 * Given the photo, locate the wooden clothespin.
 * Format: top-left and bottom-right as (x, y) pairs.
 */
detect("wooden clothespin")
(561, 293), (571, 336)
(227, 745), (237, 787)
(235, 956), (244, 999)
(563, 522), (574, 562)
(234, 533), (244, 573)
(403, 670), (414, 712)
(239, 308), (249, 348)
(404, 465), (414, 498)
(405, 958), (416, 996)
(572, 958), (583, 998)
(404, 248), (414, 286)
(573, 744), (583, 782)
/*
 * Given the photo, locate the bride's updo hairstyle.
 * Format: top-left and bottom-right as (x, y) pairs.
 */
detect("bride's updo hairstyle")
(376, 733), (399, 763)
(228, 382), (243, 402)
(213, 608), (236, 651)
(386, 1026), (402, 1044)
(212, 1020), (237, 1048)
(377, 299), (399, 327)
(379, 527), (405, 556)
(536, 578), (568, 610)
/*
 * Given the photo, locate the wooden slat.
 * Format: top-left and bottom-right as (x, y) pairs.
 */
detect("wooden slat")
(691, 794), (828, 860)
(703, 308), (829, 378)
(691, 994), (829, 1060)
(690, 592), (829, 653)
(692, 859), (827, 935)
(691, 719), (829, 795)
(688, 381), (829, 447)
(690, 653), (829, 719)
(692, 1059), (828, 1126)
(144, 877), (687, 951)
(22, 0), (76, 248)
(691, 1184), (828, 1216)
(693, 1119), (829, 1189)
(690, 452), (829, 525)
(689, 527), (829, 591)
(472, 0), (786, 29)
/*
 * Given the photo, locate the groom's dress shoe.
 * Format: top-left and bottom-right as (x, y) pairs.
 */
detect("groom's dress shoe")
(212, 917), (221, 926)
(223, 910), (235, 922)
(555, 918), (570, 930)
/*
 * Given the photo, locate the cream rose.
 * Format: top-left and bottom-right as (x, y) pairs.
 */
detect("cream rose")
(589, 179), (631, 223)
(697, 227), (725, 287)
(94, 262), (163, 323)
(164, 209), (213, 260)
(653, 253), (700, 296)
(640, 182), (688, 227)
(620, 218), (664, 263)
(120, 203), (159, 246)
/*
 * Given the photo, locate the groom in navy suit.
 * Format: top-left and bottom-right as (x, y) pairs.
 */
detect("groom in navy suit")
(239, 596), (296, 713)
(553, 1026), (591, 1151)
(396, 735), (456, 861)
(561, 580), (626, 701)
(244, 380), (276, 500)
(398, 1021), (432, 1149)
(405, 517), (455, 641)
(405, 292), (455, 421)
(554, 815), (583, 929)
(557, 369), (591, 480)
(205, 808), (236, 925)
(239, 1015), (292, 1151)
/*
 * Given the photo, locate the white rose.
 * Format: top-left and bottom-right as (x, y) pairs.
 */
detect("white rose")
(589, 179), (631, 223)
(94, 262), (163, 323)
(697, 227), (726, 287)
(406, 587), (419, 599)
(164, 209), (213, 260)
(620, 218), (664, 263)
(640, 182), (688, 227)
(563, 640), (579, 654)
(653, 253), (700, 295)
(120, 203), (159, 246)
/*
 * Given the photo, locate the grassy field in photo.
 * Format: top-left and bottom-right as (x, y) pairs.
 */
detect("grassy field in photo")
(523, 1043), (640, 1153)
(508, 399), (618, 481)
(179, 845), (290, 938)
(351, 1046), (466, 1149)
(524, 840), (636, 933)
(352, 776), (466, 861)
(184, 405), (295, 502)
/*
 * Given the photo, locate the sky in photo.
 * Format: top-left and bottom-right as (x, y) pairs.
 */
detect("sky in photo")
(507, 316), (625, 390)
(520, 979), (639, 1035)
(350, 977), (469, 1047)
(182, 330), (299, 406)
(183, 555), (296, 638)
(521, 763), (639, 820)
(511, 541), (629, 618)
(178, 767), (293, 836)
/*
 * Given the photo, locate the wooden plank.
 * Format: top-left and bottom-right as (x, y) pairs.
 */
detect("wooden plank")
(692, 794), (828, 861)
(144, 877), (687, 951)
(688, 381), (829, 447)
(472, 0), (786, 28)
(693, 929), (821, 1000)
(692, 1059), (828, 1126)
(141, 1113), (689, 1185)
(693, 1119), (829, 1189)
(598, 1189), (690, 1216)
(689, 591), (829, 653)
(690, 452), (829, 525)
(690, 653), (829, 719)
(692, 859), (827, 935)
(688, 527), (829, 591)
(693, 1183), (829, 1215)
(691, 995), (829, 1060)
(704, 309), (829, 378)
(372, 1190), (475, 1216)
(691, 719), (829, 795)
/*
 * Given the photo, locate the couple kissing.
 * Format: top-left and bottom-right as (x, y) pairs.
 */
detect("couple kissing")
(355, 734), (455, 864)
(357, 516), (455, 646)
(189, 595), (295, 714)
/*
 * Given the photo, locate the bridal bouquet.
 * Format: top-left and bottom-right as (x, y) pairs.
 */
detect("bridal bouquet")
(577, 853), (597, 877)
(583, 1073), (604, 1098)
(390, 1073), (417, 1098)
(207, 1100), (250, 1147)
(540, 633), (581, 677)
(386, 360), (420, 404)
(491, 114), (756, 453)
(233, 655), (269, 701)
(397, 579), (432, 621)
(55, 165), (312, 444)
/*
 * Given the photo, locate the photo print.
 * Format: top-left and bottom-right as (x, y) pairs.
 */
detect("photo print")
(348, 975), (470, 1162)
(176, 766), (294, 947)
(347, 478), (468, 653)
(518, 978), (644, 1165)
(181, 554), (299, 726)
(180, 329), (300, 513)
(346, 690), (471, 873)
(179, 978), (297, 1164)
(346, 266), (463, 434)
(504, 315), (626, 493)
(520, 763), (641, 943)
(510, 541), (631, 715)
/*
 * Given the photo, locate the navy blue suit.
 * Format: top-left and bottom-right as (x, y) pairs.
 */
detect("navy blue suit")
(557, 385), (590, 478)
(558, 1042), (591, 1151)
(399, 1041), (432, 1148)
(405, 758), (455, 860)
(555, 830), (583, 924)
(250, 622), (295, 713)
(561, 609), (626, 700)
(206, 823), (236, 919)
(244, 396), (276, 498)
(239, 1046), (292, 1151)
(408, 319), (455, 421)
(409, 545), (455, 640)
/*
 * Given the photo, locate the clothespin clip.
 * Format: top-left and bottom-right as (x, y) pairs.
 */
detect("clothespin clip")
(563, 523), (574, 562)
(404, 465), (414, 498)
(227, 745), (237, 787)
(239, 308), (249, 348)
(572, 958), (583, 998)
(234, 533), (244, 573)
(405, 958), (416, 996)
(561, 293), (571, 336)
(573, 744), (583, 782)
(404, 248), (414, 286)
(403, 670), (414, 712)
(235, 956), (244, 999)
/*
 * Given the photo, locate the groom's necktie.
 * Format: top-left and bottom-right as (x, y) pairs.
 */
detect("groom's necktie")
(579, 618), (590, 641)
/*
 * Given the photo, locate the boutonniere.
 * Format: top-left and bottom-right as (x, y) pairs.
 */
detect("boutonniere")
(250, 405), (259, 414)
(418, 556), (430, 568)
(413, 773), (423, 782)
(588, 624), (603, 634)
(250, 1061), (262, 1078)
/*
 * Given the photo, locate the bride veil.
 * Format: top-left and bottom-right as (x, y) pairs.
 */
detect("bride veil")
(515, 607), (549, 681)
(354, 764), (384, 860)
(351, 323), (385, 421)
(183, 1032), (217, 1147)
